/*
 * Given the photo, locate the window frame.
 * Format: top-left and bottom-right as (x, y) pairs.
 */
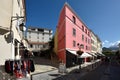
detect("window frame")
(73, 40), (76, 47)
(82, 34), (84, 41)
(72, 28), (76, 37)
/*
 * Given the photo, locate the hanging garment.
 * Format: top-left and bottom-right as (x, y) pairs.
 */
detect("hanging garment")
(5, 60), (11, 73)
(30, 59), (35, 72)
(10, 60), (14, 75)
(27, 60), (30, 74)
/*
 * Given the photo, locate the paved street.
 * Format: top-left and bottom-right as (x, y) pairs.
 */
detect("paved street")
(15, 57), (120, 80)
(53, 57), (120, 80)
(29, 60), (101, 80)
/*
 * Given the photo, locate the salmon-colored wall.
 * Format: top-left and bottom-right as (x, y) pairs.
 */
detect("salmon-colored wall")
(57, 6), (66, 63)
(57, 3), (91, 64)
(58, 50), (66, 63)
(65, 5), (91, 53)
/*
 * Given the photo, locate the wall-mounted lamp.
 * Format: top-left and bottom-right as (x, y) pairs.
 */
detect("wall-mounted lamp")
(19, 22), (26, 31)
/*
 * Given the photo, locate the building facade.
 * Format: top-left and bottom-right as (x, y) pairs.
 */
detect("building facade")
(90, 30), (98, 53)
(0, 0), (26, 65)
(26, 27), (53, 54)
(96, 36), (102, 54)
(56, 3), (91, 67)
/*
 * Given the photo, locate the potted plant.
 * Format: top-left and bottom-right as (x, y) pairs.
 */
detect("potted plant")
(76, 50), (83, 55)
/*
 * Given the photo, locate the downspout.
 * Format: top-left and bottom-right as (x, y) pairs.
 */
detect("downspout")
(64, 7), (66, 65)
(10, 0), (14, 59)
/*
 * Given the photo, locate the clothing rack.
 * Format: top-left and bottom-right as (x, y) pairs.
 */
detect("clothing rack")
(5, 59), (35, 78)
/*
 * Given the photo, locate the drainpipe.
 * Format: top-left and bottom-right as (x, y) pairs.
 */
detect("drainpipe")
(10, 0), (14, 59)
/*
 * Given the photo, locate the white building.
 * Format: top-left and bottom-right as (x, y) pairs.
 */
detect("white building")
(90, 30), (98, 53)
(0, 0), (26, 65)
(26, 27), (53, 53)
(96, 35), (102, 54)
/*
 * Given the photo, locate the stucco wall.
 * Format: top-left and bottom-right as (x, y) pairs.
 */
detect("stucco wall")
(0, 0), (12, 29)
(65, 5), (91, 53)
(0, 34), (12, 65)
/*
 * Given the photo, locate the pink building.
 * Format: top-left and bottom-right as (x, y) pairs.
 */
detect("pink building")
(56, 3), (91, 67)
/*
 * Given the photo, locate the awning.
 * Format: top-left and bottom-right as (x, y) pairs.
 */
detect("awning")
(89, 53), (97, 57)
(98, 53), (105, 56)
(66, 49), (77, 55)
(95, 53), (105, 57)
(79, 52), (92, 58)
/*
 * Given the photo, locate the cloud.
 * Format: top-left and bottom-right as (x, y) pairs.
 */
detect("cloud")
(105, 40), (109, 43)
(109, 41), (120, 47)
(102, 42), (105, 45)
(102, 40), (120, 48)
(102, 40), (110, 47)
(102, 40), (120, 47)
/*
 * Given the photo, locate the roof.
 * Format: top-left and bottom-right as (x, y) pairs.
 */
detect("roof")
(28, 26), (52, 31)
(28, 41), (49, 45)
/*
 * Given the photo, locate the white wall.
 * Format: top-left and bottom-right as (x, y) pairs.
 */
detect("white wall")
(0, 34), (12, 65)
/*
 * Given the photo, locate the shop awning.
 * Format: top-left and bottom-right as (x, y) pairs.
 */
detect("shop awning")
(98, 53), (105, 56)
(89, 53), (97, 57)
(79, 52), (92, 58)
(95, 53), (104, 56)
(66, 49), (77, 55)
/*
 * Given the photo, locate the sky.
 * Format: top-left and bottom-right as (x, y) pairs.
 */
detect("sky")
(26, 0), (120, 48)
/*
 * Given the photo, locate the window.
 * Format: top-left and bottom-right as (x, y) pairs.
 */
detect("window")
(86, 46), (88, 50)
(35, 45), (37, 48)
(30, 44), (33, 48)
(37, 36), (39, 39)
(73, 40), (76, 47)
(88, 39), (90, 44)
(88, 32), (90, 36)
(82, 25), (84, 32)
(82, 34), (84, 41)
(29, 36), (31, 38)
(73, 16), (76, 24)
(73, 28), (76, 36)
(81, 44), (84, 49)
(49, 38), (51, 40)
(17, 0), (20, 6)
(86, 37), (87, 43)
(85, 29), (87, 34)
(29, 32), (31, 34)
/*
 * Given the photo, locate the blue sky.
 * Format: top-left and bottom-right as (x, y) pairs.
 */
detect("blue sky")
(26, 0), (120, 48)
